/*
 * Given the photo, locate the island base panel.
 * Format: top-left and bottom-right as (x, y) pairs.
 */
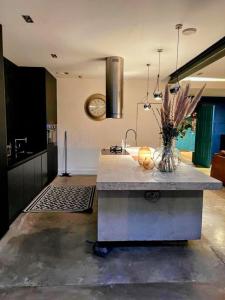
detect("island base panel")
(97, 190), (203, 242)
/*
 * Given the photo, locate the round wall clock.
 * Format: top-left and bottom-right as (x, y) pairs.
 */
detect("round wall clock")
(84, 93), (106, 121)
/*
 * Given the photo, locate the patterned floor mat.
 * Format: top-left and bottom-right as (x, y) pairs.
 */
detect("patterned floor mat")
(24, 185), (95, 212)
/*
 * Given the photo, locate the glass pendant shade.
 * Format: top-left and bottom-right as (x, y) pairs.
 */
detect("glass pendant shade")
(143, 102), (151, 110)
(169, 83), (180, 94)
(153, 91), (163, 101)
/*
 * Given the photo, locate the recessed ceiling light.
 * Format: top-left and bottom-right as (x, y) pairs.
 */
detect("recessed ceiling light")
(182, 76), (225, 82)
(22, 15), (34, 23)
(56, 72), (69, 76)
(182, 28), (197, 35)
(51, 53), (58, 58)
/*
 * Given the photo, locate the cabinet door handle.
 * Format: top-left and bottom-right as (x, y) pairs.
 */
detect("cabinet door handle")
(144, 191), (160, 203)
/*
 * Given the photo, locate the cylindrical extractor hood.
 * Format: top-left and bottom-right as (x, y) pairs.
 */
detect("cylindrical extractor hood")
(106, 56), (124, 118)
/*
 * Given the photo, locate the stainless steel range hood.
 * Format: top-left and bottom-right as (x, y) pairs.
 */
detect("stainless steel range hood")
(106, 56), (124, 119)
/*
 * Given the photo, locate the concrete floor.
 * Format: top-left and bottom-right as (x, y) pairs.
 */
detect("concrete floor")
(180, 151), (211, 176)
(0, 175), (225, 299)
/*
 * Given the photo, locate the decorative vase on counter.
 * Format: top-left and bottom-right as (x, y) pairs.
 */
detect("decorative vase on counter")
(151, 83), (205, 173)
(138, 147), (155, 170)
(153, 139), (180, 172)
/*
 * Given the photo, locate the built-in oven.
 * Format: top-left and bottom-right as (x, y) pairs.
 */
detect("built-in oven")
(47, 124), (57, 145)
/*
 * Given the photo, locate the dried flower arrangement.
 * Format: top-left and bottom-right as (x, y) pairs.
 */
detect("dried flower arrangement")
(155, 83), (206, 172)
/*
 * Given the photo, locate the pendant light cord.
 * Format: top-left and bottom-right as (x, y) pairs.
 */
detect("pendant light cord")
(157, 50), (161, 90)
(146, 64), (150, 101)
(154, 50), (161, 93)
(147, 64), (150, 97)
(175, 24), (182, 85)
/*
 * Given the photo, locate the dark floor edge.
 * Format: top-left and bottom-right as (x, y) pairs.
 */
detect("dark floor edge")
(1, 281), (225, 290)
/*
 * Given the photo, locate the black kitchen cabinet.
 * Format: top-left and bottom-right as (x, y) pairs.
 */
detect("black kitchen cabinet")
(8, 165), (23, 222)
(34, 155), (42, 194)
(1, 44), (58, 235)
(4, 63), (58, 183)
(45, 71), (58, 182)
(0, 25), (9, 237)
(23, 159), (35, 206)
(46, 71), (57, 124)
(8, 152), (48, 222)
(19, 68), (57, 125)
(18, 67), (58, 182)
(4, 58), (20, 144)
(42, 152), (48, 186)
(18, 67), (47, 153)
(48, 144), (58, 183)
(5, 64), (58, 159)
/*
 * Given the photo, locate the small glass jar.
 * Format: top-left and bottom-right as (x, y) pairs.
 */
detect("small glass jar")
(138, 147), (155, 170)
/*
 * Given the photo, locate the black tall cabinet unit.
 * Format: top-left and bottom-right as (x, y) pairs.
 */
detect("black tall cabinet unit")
(0, 36), (58, 235)
(4, 58), (20, 145)
(15, 67), (58, 182)
(0, 25), (9, 236)
(46, 71), (58, 182)
(18, 67), (47, 153)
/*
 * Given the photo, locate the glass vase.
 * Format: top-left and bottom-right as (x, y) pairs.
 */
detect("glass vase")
(153, 142), (180, 172)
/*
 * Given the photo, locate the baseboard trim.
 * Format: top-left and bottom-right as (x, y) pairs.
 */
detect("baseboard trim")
(58, 168), (97, 175)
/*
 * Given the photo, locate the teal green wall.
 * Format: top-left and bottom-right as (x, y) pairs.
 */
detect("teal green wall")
(176, 128), (195, 151)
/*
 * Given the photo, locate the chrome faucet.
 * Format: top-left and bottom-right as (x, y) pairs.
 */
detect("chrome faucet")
(125, 129), (137, 148)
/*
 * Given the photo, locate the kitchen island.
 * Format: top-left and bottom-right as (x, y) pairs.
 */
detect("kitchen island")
(95, 150), (222, 252)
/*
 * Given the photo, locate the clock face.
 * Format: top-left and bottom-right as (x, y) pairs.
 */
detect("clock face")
(85, 94), (106, 121)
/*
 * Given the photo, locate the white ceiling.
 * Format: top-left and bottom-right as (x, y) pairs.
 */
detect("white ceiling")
(0, 0), (225, 79)
(192, 56), (225, 78)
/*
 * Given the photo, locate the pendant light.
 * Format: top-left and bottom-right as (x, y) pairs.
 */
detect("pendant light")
(153, 49), (163, 101)
(170, 24), (183, 94)
(143, 64), (151, 110)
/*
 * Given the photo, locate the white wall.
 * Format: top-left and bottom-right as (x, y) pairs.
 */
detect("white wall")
(185, 81), (225, 97)
(57, 78), (162, 174)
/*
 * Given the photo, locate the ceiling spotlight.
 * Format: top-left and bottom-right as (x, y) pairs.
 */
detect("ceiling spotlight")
(56, 71), (69, 76)
(22, 15), (34, 23)
(51, 53), (58, 58)
(182, 28), (197, 36)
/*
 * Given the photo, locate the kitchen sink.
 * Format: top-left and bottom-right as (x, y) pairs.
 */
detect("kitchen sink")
(101, 149), (130, 155)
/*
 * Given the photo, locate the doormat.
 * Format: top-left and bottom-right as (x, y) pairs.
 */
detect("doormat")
(24, 185), (95, 213)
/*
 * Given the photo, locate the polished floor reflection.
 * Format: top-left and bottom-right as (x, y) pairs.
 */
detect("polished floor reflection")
(0, 175), (225, 299)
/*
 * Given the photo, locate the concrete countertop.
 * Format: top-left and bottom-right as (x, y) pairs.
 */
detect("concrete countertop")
(96, 151), (222, 191)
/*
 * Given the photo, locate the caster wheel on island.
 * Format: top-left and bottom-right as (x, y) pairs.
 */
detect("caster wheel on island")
(84, 207), (93, 214)
(93, 242), (112, 257)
